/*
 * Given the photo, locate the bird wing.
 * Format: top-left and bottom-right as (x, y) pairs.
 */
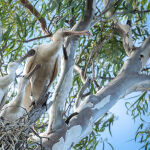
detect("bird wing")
(50, 56), (59, 84)
(23, 48), (37, 74)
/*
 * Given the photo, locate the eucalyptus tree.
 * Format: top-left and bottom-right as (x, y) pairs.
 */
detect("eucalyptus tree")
(0, 0), (150, 149)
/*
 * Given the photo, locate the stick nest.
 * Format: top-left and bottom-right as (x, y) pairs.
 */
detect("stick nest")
(0, 116), (36, 150)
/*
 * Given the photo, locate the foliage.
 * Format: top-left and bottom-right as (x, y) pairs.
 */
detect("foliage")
(135, 123), (150, 150)
(0, 0), (150, 149)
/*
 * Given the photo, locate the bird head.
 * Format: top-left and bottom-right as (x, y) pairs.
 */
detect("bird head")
(7, 62), (20, 74)
(52, 28), (91, 42)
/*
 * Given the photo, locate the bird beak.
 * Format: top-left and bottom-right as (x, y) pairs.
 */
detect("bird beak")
(25, 64), (41, 79)
(16, 49), (35, 63)
(64, 30), (92, 37)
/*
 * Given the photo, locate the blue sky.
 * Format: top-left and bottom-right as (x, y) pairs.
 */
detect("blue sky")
(97, 94), (150, 150)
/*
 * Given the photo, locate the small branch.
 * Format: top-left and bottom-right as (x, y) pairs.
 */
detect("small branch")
(74, 78), (91, 111)
(92, 60), (95, 81)
(18, 34), (52, 43)
(74, 65), (86, 83)
(97, 76), (114, 80)
(101, 0), (122, 17)
(116, 9), (150, 15)
(65, 112), (79, 124)
(0, 42), (7, 53)
(93, 80), (101, 89)
(48, 16), (55, 32)
(141, 67), (150, 71)
(20, 0), (49, 35)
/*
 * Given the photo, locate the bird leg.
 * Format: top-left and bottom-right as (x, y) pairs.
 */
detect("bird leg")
(25, 64), (41, 108)
(63, 45), (68, 60)
(29, 80), (37, 107)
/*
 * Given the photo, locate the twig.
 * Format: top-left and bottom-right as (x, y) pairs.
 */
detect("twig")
(0, 42), (7, 53)
(0, 20), (2, 43)
(92, 60), (95, 81)
(48, 16), (55, 32)
(97, 76), (114, 80)
(18, 34), (52, 43)
(74, 78), (91, 111)
(93, 80), (101, 90)
(74, 65), (86, 83)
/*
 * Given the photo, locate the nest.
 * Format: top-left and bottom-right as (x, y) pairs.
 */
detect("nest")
(0, 116), (39, 150)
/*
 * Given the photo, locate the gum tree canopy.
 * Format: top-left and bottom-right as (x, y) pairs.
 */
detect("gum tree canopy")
(0, 0), (150, 149)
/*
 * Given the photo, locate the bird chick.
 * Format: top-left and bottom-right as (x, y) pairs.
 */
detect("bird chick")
(0, 49), (35, 108)
(22, 28), (91, 111)
(0, 64), (40, 122)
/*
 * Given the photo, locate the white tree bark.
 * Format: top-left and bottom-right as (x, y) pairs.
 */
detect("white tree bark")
(36, 37), (150, 150)
(22, 0), (150, 150)
(0, 0), (149, 149)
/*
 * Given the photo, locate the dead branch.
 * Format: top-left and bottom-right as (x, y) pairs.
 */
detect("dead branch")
(20, 0), (49, 35)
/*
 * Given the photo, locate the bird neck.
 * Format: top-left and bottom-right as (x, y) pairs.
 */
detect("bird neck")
(0, 73), (16, 87)
(51, 39), (64, 49)
(53, 38), (64, 44)
(40, 40), (63, 60)
(12, 79), (27, 107)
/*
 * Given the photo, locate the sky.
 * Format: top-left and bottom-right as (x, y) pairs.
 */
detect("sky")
(97, 95), (150, 150)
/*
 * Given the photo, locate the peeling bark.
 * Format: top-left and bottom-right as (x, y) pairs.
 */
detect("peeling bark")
(35, 35), (150, 150)
(10, 0), (150, 150)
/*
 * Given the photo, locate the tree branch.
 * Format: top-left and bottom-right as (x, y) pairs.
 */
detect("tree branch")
(18, 34), (52, 43)
(46, 0), (96, 134)
(74, 78), (91, 111)
(113, 20), (134, 56)
(74, 65), (86, 83)
(122, 74), (150, 95)
(36, 34), (150, 149)
(20, 0), (49, 35)
(34, 0), (96, 149)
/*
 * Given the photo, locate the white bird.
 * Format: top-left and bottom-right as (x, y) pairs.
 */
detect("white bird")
(22, 28), (91, 112)
(0, 64), (40, 122)
(0, 50), (35, 109)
